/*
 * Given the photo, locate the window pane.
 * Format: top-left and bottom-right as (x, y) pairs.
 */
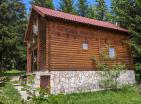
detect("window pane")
(109, 48), (115, 58)
(82, 43), (88, 50)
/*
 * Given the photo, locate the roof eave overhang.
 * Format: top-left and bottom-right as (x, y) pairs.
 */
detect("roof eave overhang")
(24, 5), (129, 43)
(44, 14), (129, 33)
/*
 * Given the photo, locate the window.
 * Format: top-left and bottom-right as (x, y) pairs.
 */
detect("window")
(82, 42), (88, 50)
(33, 25), (38, 35)
(109, 48), (116, 58)
(27, 43), (30, 48)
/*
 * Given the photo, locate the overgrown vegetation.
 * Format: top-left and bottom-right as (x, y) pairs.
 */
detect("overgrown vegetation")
(98, 64), (126, 90)
(91, 45), (126, 90)
(0, 83), (23, 104)
(46, 86), (141, 104)
(135, 63), (141, 82)
(0, 83), (141, 104)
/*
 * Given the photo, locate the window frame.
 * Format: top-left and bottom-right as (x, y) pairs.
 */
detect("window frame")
(108, 47), (116, 59)
(82, 42), (88, 50)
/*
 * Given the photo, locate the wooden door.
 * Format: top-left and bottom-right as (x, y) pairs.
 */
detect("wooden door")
(40, 76), (50, 92)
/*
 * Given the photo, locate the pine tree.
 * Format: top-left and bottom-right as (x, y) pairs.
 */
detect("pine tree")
(110, 0), (129, 27)
(31, 0), (54, 9)
(87, 5), (97, 19)
(95, 0), (108, 21)
(58, 0), (76, 14)
(76, 0), (90, 17)
(0, 0), (27, 70)
(111, 0), (141, 81)
(111, 0), (141, 60)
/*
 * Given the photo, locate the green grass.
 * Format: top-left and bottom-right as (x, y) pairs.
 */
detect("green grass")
(0, 69), (25, 77)
(0, 83), (141, 104)
(47, 87), (141, 104)
(0, 83), (23, 104)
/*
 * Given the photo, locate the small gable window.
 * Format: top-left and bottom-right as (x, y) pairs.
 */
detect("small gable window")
(33, 17), (38, 35)
(82, 42), (88, 50)
(109, 47), (116, 59)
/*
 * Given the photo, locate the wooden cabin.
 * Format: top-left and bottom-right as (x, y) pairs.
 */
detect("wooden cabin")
(24, 5), (135, 94)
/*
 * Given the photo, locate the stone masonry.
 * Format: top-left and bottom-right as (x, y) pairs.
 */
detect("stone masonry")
(31, 70), (135, 94)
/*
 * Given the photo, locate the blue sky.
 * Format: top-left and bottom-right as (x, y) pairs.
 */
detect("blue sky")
(24, 0), (111, 12)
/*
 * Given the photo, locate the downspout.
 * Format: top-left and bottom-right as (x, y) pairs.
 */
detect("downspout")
(37, 15), (40, 71)
(97, 27), (101, 59)
(47, 21), (51, 72)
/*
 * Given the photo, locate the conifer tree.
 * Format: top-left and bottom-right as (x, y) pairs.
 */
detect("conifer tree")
(76, 0), (90, 17)
(0, 0), (27, 70)
(58, 0), (76, 14)
(87, 5), (97, 19)
(110, 0), (129, 27)
(111, 0), (141, 59)
(31, 0), (54, 9)
(95, 0), (108, 20)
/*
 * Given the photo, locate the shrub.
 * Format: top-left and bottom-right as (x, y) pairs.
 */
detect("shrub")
(97, 63), (125, 90)
(91, 45), (126, 90)
(135, 63), (141, 82)
(120, 84), (137, 93)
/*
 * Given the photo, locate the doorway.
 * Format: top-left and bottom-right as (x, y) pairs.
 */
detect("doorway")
(40, 75), (50, 93)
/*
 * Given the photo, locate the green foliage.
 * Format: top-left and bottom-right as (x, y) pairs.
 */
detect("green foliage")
(95, 0), (108, 21)
(135, 63), (141, 72)
(26, 74), (35, 85)
(135, 63), (141, 82)
(91, 45), (126, 90)
(0, 83), (141, 104)
(111, 0), (141, 83)
(0, 69), (25, 76)
(76, 0), (90, 17)
(31, 0), (54, 9)
(120, 84), (139, 93)
(58, 0), (76, 14)
(29, 87), (141, 104)
(111, 0), (141, 63)
(0, 83), (23, 104)
(23, 86), (49, 104)
(98, 63), (126, 90)
(0, 0), (27, 70)
(87, 5), (97, 19)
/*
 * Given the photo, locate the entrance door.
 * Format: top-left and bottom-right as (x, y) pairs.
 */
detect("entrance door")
(40, 76), (50, 93)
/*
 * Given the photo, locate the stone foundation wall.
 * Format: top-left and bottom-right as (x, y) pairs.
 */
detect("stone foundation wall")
(50, 70), (135, 94)
(29, 70), (135, 94)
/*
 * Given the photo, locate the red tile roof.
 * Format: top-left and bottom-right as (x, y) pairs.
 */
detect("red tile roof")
(33, 5), (128, 33)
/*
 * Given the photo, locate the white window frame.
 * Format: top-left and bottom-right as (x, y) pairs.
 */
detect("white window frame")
(82, 42), (88, 50)
(109, 47), (116, 59)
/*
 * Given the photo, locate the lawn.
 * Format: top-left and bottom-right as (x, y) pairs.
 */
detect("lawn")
(0, 83), (23, 104)
(47, 86), (141, 104)
(0, 83), (141, 104)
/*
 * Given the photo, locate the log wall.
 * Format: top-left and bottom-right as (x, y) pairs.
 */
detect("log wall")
(47, 20), (134, 70)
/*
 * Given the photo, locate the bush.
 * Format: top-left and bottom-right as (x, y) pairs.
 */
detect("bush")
(97, 63), (125, 90)
(120, 85), (137, 93)
(135, 63), (141, 82)
(91, 45), (126, 90)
